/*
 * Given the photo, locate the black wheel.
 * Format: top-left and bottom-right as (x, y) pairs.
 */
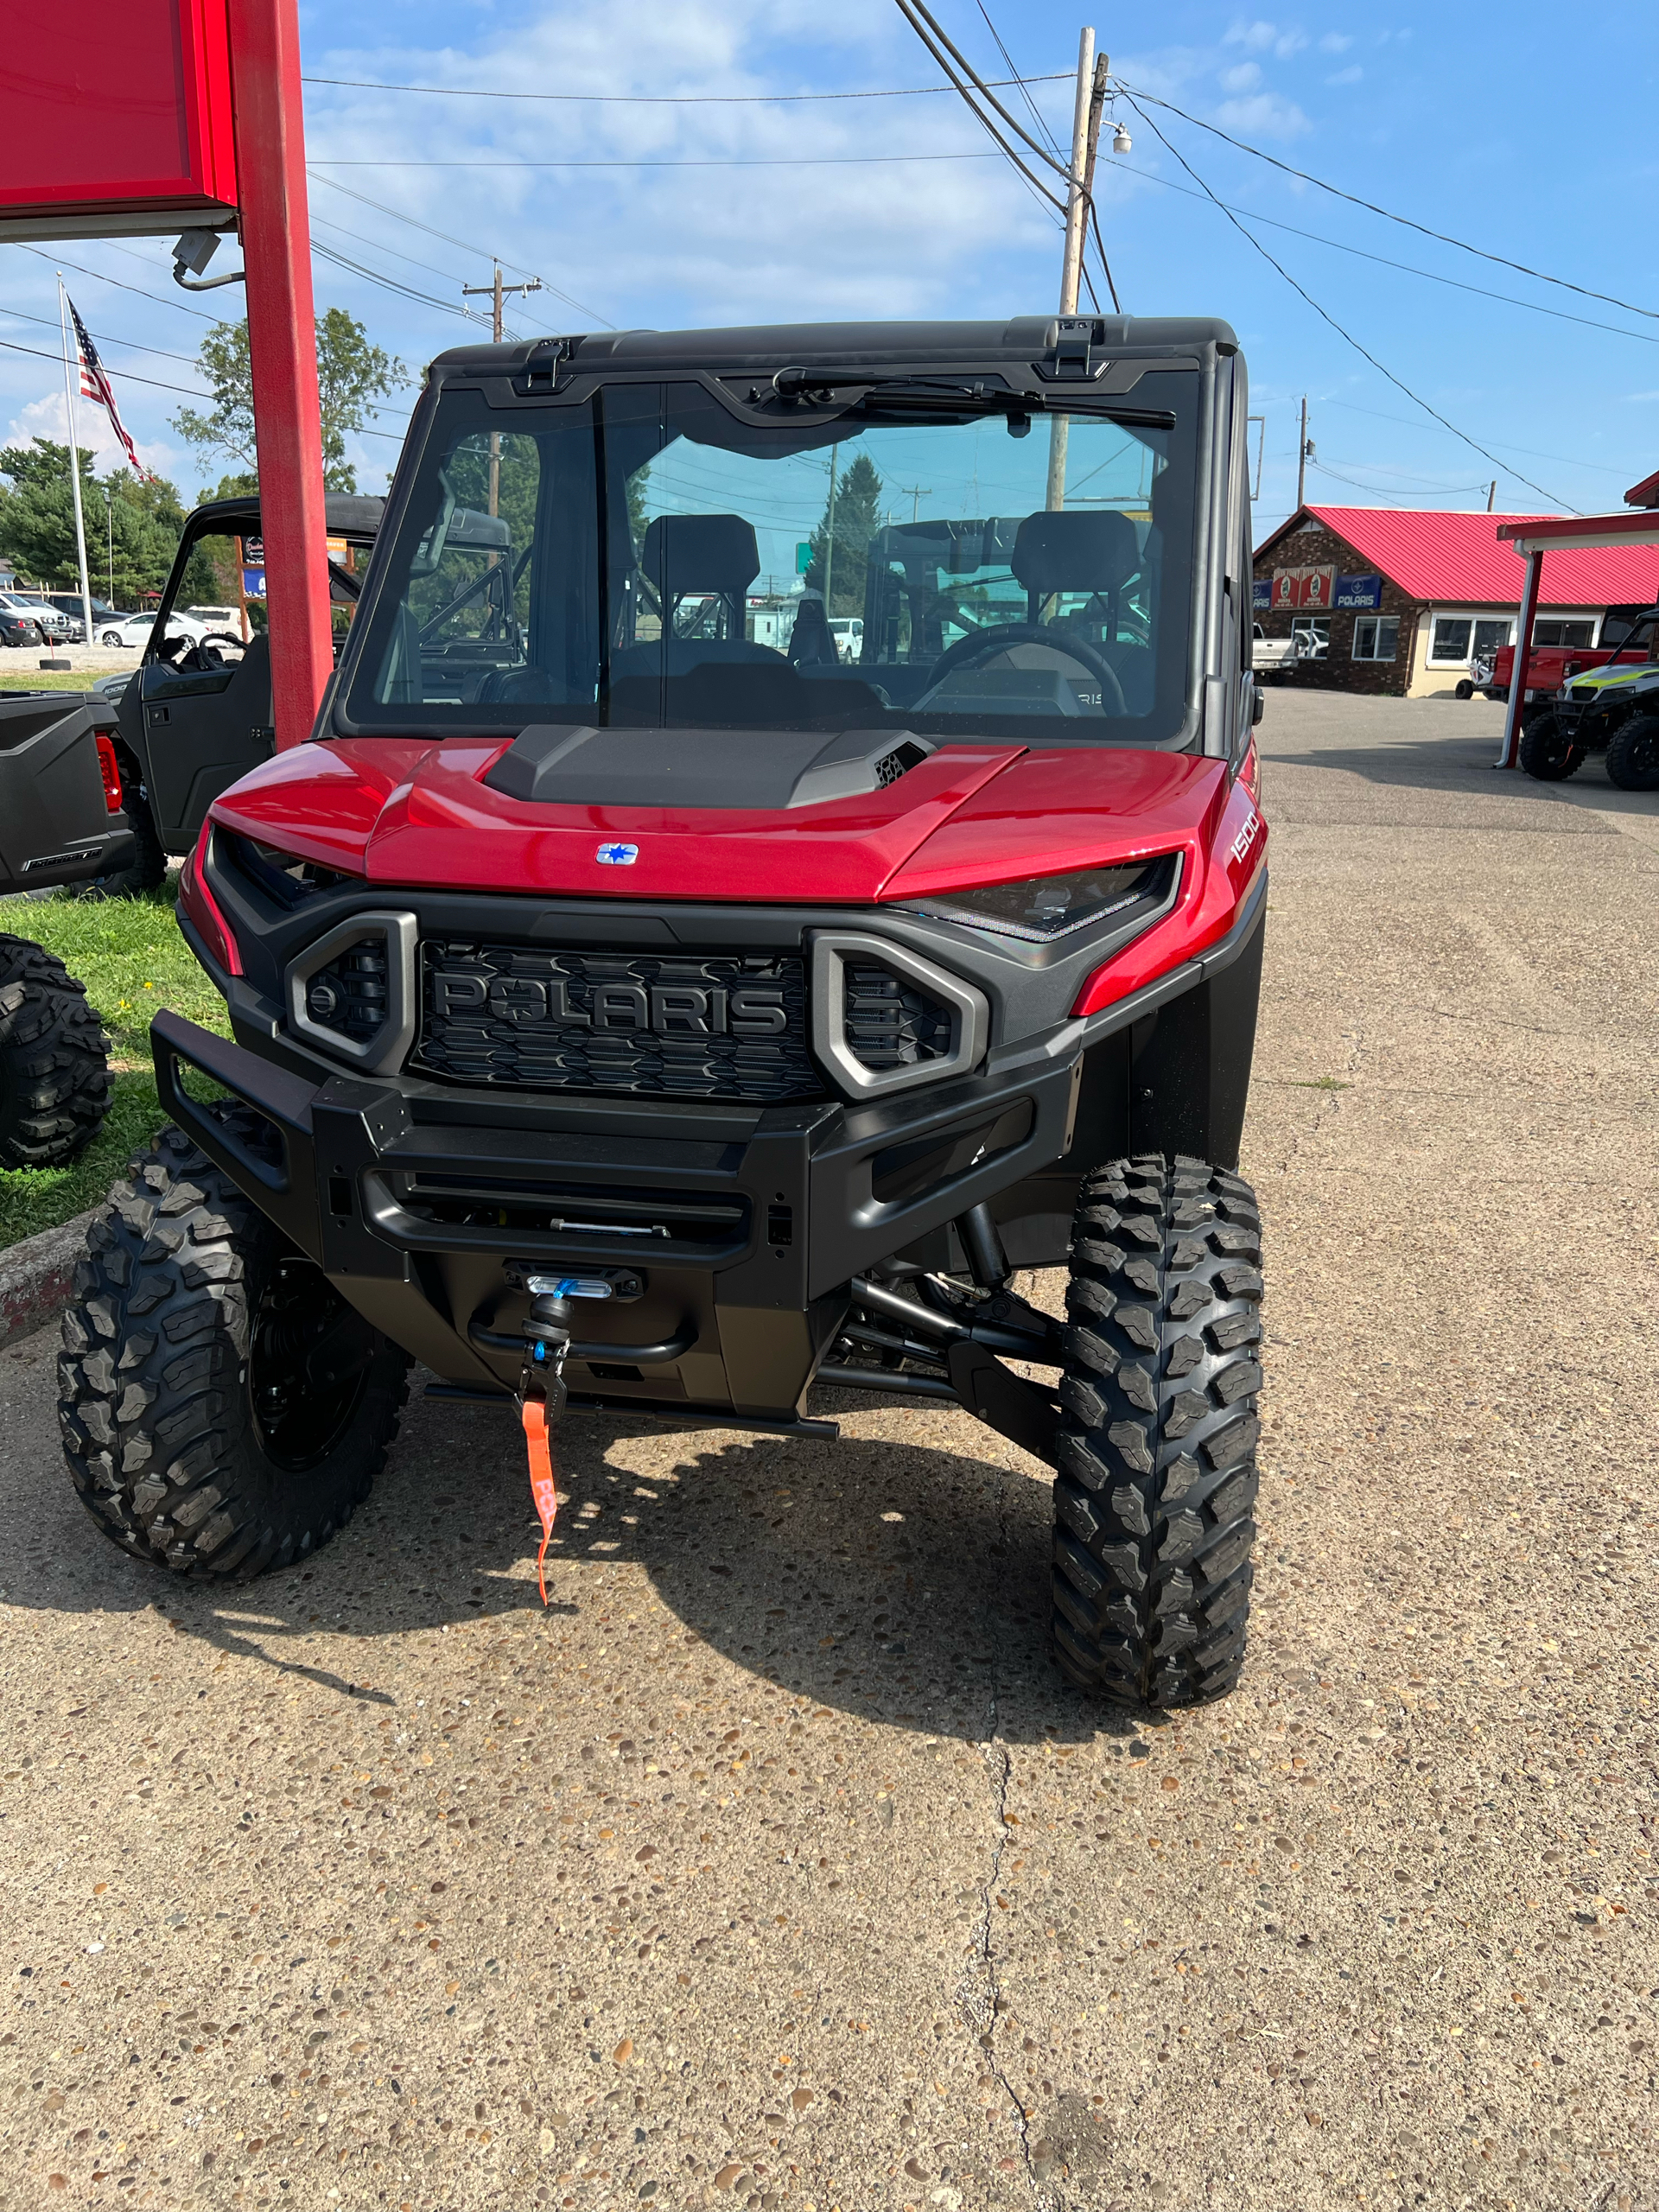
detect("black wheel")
(1517, 712), (1584, 781)
(1454, 679), (1474, 700)
(1605, 714), (1659, 792)
(59, 1112), (410, 1577)
(1052, 1155), (1262, 1708)
(71, 750), (167, 898)
(0, 935), (111, 1168)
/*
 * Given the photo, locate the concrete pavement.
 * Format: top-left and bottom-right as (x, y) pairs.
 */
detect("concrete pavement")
(0, 688), (1654, 2212)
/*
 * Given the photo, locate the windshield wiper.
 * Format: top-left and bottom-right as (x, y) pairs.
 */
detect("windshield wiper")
(766, 368), (1173, 427)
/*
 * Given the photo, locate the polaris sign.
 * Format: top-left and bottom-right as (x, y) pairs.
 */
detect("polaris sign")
(1334, 573), (1382, 610)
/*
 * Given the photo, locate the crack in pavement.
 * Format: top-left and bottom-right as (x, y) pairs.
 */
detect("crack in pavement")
(954, 1484), (1052, 2211)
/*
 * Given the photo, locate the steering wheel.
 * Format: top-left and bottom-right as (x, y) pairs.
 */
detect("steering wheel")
(925, 622), (1127, 715)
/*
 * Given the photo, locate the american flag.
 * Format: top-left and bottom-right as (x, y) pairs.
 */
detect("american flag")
(66, 294), (143, 477)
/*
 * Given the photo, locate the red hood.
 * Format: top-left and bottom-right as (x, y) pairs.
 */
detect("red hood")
(208, 736), (1233, 904)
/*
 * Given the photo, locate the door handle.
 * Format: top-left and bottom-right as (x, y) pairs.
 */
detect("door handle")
(251, 726), (276, 758)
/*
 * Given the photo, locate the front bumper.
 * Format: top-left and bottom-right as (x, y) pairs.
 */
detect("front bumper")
(152, 1006), (1080, 1421)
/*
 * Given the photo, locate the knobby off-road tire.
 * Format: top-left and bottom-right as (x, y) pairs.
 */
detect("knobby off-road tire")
(1518, 713), (1584, 782)
(1052, 1154), (1263, 1707)
(0, 935), (111, 1169)
(1605, 715), (1659, 793)
(59, 1113), (410, 1576)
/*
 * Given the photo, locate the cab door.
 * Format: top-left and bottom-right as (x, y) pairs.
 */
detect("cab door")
(137, 632), (275, 850)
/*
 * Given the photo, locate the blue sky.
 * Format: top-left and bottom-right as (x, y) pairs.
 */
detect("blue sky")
(5, 0), (1657, 533)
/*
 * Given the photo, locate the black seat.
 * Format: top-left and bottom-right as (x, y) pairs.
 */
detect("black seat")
(1010, 509), (1142, 622)
(787, 595), (838, 667)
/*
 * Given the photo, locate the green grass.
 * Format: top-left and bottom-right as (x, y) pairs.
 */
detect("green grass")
(0, 881), (231, 1247)
(0, 671), (119, 693)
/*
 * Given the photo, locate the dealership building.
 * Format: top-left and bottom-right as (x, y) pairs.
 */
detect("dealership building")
(1252, 505), (1659, 696)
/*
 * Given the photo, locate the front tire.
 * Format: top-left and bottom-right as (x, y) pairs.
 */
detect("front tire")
(0, 936), (111, 1168)
(1454, 679), (1474, 700)
(1052, 1156), (1262, 1707)
(1605, 715), (1659, 792)
(1518, 712), (1584, 781)
(59, 1115), (410, 1577)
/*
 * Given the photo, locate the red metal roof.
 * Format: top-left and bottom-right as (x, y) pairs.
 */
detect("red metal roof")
(1255, 505), (1659, 607)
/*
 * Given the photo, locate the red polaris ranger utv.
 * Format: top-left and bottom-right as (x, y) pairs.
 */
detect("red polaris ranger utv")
(60, 315), (1268, 1709)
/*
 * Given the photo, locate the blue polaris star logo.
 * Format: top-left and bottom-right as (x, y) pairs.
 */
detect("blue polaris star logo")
(595, 842), (639, 866)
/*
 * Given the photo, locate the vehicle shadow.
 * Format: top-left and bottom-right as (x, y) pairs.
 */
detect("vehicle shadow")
(6, 1362), (1147, 1747)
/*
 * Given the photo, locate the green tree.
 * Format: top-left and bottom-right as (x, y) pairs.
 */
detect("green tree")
(803, 449), (884, 617)
(0, 440), (192, 607)
(172, 310), (404, 493)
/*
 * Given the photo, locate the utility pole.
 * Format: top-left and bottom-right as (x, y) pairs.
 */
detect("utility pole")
(1487, 480), (1497, 512)
(1046, 27), (1103, 513)
(1296, 396), (1311, 512)
(462, 264), (543, 514)
(896, 483), (932, 524)
(821, 443), (842, 613)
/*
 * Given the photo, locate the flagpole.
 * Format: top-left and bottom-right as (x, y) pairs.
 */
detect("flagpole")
(55, 278), (95, 654)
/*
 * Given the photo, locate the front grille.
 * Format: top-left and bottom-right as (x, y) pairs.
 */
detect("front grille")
(303, 937), (391, 1048)
(842, 958), (957, 1073)
(1571, 684), (1599, 702)
(413, 944), (823, 1101)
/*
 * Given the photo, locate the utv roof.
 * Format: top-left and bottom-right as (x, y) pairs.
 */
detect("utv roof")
(429, 315), (1239, 379)
(185, 493), (385, 541)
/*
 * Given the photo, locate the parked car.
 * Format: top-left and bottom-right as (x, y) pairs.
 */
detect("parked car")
(1251, 622), (1301, 681)
(828, 615), (864, 662)
(92, 609), (207, 650)
(7, 594), (78, 643)
(0, 592), (50, 646)
(48, 593), (123, 638)
(183, 604), (244, 635)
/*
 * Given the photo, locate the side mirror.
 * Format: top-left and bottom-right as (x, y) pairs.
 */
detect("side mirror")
(1251, 686), (1266, 726)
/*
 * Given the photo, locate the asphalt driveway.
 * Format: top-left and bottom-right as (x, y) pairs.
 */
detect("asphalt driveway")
(0, 688), (1654, 2212)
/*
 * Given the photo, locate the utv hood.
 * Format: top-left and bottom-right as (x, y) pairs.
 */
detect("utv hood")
(208, 728), (1236, 906)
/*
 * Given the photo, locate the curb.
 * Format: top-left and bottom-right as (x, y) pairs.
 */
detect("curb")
(0, 1205), (97, 1351)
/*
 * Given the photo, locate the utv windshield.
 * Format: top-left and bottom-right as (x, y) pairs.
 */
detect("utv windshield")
(345, 375), (1199, 744)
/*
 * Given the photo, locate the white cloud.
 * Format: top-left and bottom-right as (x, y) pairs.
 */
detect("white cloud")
(1319, 33), (1353, 53)
(1224, 20), (1307, 58)
(302, 0), (1057, 333)
(3, 389), (175, 478)
(1214, 92), (1312, 140)
(1220, 62), (1262, 93)
(1325, 65), (1363, 86)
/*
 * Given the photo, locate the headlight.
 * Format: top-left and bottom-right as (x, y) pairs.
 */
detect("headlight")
(902, 855), (1176, 942)
(230, 834), (356, 908)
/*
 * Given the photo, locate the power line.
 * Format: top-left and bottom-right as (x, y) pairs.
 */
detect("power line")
(888, 0), (1067, 218)
(1319, 396), (1637, 478)
(1115, 80), (1659, 329)
(0, 308), (202, 371)
(312, 239), (499, 332)
(307, 175), (616, 327)
(0, 334), (207, 400)
(308, 147), (1014, 169)
(9, 242), (220, 324)
(1109, 156), (1659, 349)
(1116, 94), (1577, 513)
(300, 69), (1070, 104)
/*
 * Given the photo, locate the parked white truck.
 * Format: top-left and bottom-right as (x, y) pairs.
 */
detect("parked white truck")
(1252, 623), (1302, 681)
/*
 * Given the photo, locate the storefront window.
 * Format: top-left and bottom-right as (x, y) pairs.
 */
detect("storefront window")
(1532, 620), (1595, 649)
(1431, 616), (1472, 663)
(1352, 616), (1399, 662)
(1472, 618), (1512, 658)
(1290, 615), (1330, 659)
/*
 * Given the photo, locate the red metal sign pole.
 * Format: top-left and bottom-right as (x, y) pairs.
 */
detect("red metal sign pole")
(226, 0), (333, 752)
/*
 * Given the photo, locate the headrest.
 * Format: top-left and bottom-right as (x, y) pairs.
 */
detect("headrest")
(640, 513), (760, 599)
(788, 595), (838, 666)
(1011, 509), (1141, 596)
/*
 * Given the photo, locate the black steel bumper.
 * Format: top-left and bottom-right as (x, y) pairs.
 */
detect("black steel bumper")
(151, 1007), (1081, 1421)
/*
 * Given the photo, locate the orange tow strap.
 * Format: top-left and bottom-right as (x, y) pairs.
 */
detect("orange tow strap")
(521, 1395), (558, 1605)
